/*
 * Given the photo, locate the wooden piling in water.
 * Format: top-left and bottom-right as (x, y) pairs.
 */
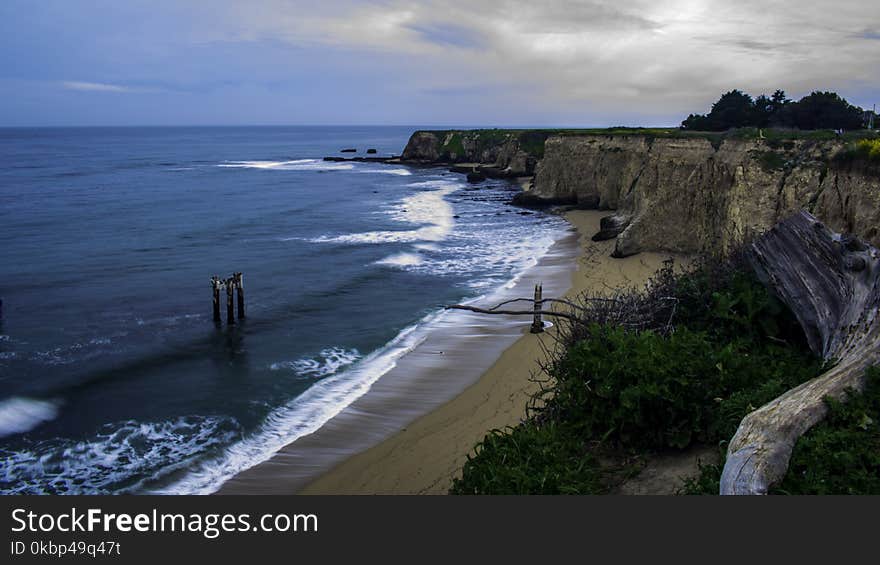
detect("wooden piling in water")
(226, 277), (235, 325)
(235, 272), (245, 319)
(530, 282), (544, 334)
(212, 272), (246, 326)
(212, 276), (221, 323)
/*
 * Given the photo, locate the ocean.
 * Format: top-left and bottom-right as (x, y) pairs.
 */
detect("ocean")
(0, 126), (568, 494)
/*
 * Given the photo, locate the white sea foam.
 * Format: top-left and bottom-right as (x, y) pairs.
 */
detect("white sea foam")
(414, 243), (440, 251)
(313, 182), (460, 245)
(0, 416), (238, 494)
(312, 230), (430, 245)
(154, 312), (443, 494)
(407, 180), (456, 189)
(356, 168), (412, 176)
(217, 159), (354, 171)
(0, 397), (59, 438)
(269, 347), (360, 378)
(372, 229), (562, 281)
(376, 252), (424, 267)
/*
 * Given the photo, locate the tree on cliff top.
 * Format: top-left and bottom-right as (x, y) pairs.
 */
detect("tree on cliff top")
(784, 91), (864, 130)
(681, 89), (865, 131)
(682, 90), (754, 131)
(709, 90), (756, 129)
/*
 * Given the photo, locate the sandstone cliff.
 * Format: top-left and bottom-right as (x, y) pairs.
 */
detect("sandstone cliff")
(400, 129), (879, 256)
(401, 130), (547, 176)
(528, 135), (880, 256)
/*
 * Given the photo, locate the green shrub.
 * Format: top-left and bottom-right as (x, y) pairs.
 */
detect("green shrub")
(451, 258), (824, 495)
(752, 150), (788, 172)
(678, 459), (724, 495)
(682, 367), (880, 495)
(853, 139), (880, 161)
(668, 262), (805, 346)
(439, 132), (464, 159)
(774, 367), (880, 494)
(833, 137), (880, 167)
(450, 421), (606, 495)
(548, 325), (820, 450)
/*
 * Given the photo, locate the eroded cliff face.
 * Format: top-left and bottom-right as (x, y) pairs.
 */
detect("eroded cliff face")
(530, 135), (880, 256)
(401, 130), (541, 175)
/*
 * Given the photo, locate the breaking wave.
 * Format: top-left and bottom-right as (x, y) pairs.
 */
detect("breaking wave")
(0, 397), (60, 438)
(217, 159), (353, 171)
(0, 416), (240, 494)
(312, 181), (460, 245)
(154, 313), (441, 494)
(269, 347), (360, 379)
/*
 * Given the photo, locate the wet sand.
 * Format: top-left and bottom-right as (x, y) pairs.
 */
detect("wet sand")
(219, 210), (678, 494)
(298, 210), (677, 494)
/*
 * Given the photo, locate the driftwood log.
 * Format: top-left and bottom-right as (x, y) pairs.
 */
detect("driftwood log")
(720, 211), (880, 495)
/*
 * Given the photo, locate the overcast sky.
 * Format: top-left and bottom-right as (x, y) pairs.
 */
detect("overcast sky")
(1, 0), (878, 126)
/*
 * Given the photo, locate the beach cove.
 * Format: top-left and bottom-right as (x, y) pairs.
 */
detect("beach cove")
(221, 209), (679, 494)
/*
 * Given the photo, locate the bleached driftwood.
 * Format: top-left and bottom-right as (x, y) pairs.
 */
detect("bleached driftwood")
(720, 211), (880, 495)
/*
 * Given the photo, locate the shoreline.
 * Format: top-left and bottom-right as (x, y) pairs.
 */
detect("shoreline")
(216, 207), (576, 494)
(219, 209), (678, 494)
(297, 210), (677, 494)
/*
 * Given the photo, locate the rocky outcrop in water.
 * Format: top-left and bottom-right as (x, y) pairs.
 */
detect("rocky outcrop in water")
(528, 135), (880, 256)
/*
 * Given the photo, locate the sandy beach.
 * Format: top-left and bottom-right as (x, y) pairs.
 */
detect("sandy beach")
(298, 210), (678, 494)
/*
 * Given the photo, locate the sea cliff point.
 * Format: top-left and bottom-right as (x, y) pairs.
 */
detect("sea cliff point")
(375, 125), (880, 495)
(399, 128), (880, 256)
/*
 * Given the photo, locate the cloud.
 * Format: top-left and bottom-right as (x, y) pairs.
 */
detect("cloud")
(62, 81), (131, 93)
(211, 0), (880, 122)
(11, 1), (877, 125)
(406, 22), (484, 49)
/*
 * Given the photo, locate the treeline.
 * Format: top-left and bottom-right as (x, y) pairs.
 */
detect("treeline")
(681, 89), (873, 131)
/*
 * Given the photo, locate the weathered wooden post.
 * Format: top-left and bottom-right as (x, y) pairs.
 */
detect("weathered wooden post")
(226, 277), (235, 326)
(530, 283), (544, 334)
(235, 272), (245, 320)
(211, 276), (222, 323)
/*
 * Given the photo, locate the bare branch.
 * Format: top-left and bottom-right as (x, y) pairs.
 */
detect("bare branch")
(445, 304), (582, 323)
(720, 212), (880, 495)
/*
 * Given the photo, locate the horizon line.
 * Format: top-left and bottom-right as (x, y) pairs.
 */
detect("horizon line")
(0, 123), (679, 129)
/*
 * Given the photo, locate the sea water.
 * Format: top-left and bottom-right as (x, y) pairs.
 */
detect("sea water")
(0, 126), (567, 494)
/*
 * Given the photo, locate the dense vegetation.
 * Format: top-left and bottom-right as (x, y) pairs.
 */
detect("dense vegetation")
(681, 89), (873, 132)
(835, 138), (880, 164)
(683, 367), (880, 495)
(450, 255), (827, 494)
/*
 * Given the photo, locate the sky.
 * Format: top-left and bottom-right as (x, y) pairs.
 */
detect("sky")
(1, 0), (878, 127)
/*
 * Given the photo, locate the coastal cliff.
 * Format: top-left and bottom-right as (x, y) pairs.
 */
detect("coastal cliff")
(401, 130), (880, 257)
(401, 130), (549, 176)
(530, 135), (880, 256)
